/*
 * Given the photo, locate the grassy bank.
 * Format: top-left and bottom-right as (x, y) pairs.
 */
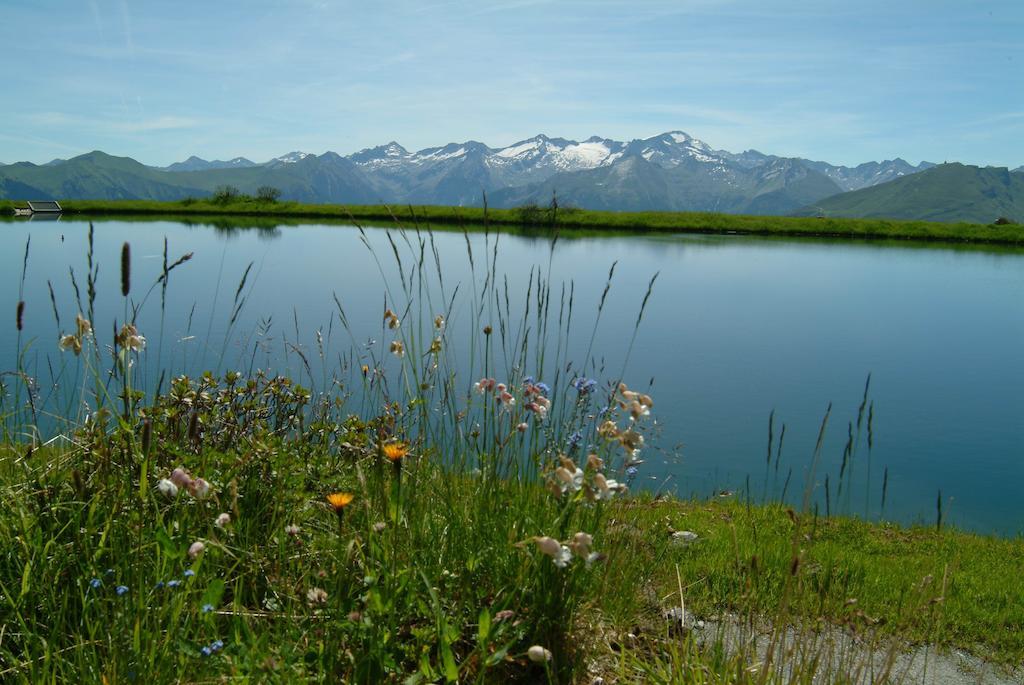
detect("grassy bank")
(36, 197), (1024, 245)
(2, 220), (1021, 683)
(2, 417), (1021, 683)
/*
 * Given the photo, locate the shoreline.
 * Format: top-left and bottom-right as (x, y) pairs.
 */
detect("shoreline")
(5, 198), (1023, 246)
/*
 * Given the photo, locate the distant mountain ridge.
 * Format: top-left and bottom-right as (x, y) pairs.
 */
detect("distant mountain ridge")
(1, 131), (1001, 219)
(796, 163), (1024, 223)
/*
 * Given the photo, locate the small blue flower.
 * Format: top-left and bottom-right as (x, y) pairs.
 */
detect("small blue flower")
(201, 603), (214, 613)
(167, 580), (181, 588)
(536, 382), (551, 396)
(523, 376), (534, 385)
(200, 646), (212, 657)
(183, 569), (195, 578)
(626, 466), (639, 477)
(572, 377), (597, 394)
(567, 431), (583, 449)
(211, 639), (224, 651)
(154, 581), (165, 590)
(598, 405), (610, 415)
(105, 568), (115, 576)
(89, 578), (102, 589)
(116, 585), (129, 596)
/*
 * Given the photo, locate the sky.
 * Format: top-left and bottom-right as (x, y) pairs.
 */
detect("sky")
(1, 0), (1021, 168)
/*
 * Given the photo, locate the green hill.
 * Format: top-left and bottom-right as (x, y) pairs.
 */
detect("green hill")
(803, 163), (1024, 223)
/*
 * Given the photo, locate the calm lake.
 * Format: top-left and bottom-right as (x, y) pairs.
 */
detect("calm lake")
(3, 218), (1023, 534)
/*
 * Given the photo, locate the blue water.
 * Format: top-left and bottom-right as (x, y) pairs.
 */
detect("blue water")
(3, 218), (1022, 534)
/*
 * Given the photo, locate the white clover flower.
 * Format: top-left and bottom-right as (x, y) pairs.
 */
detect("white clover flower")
(527, 645), (552, 663)
(169, 467), (192, 489)
(214, 512), (231, 528)
(306, 587), (328, 605)
(156, 478), (178, 498)
(188, 478), (211, 499)
(285, 524), (301, 536)
(188, 541), (205, 559)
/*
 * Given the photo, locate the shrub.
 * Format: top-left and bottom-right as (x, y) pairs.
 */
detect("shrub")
(256, 186), (282, 203)
(993, 216), (1016, 225)
(211, 185), (240, 205)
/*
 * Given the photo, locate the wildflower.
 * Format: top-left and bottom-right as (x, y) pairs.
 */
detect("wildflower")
(586, 453), (604, 470)
(382, 441), (408, 462)
(215, 512), (231, 528)
(534, 536), (572, 568)
(383, 308), (400, 329)
(306, 587), (328, 605)
(618, 429), (644, 456)
(284, 524), (301, 536)
(156, 478), (178, 498)
(598, 420), (620, 439)
(593, 473), (626, 500)
(116, 585), (129, 596)
(525, 401), (547, 420)
(569, 532), (593, 559)
(567, 430), (583, 450)
(516, 422), (529, 433)
(572, 377), (597, 394)
(201, 603), (214, 613)
(210, 639), (224, 652)
(494, 609), (515, 622)
(167, 580), (181, 588)
(90, 578), (102, 589)
(59, 334), (82, 355)
(555, 466), (584, 494)
(497, 390), (515, 409)
(372, 521), (387, 533)
(188, 478), (211, 499)
(483, 325), (492, 336)
(187, 541), (205, 559)
(626, 466), (639, 477)
(434, 314), (445, 330)
(326, 492), (355, 527)
(75, 313), (92, 337)
(183, 569), (195, 578)
(154, 581), (165, 589)
(361, 364), (369, 377)
(474, 377), (496, 394)
(201, 646), (212, 657)
(169, 467), (192, 489)
(429, 337), (442, 354)
(115, 322), (145, 352)
(527, 645), (553, 663)
(389, 340), (405, 358)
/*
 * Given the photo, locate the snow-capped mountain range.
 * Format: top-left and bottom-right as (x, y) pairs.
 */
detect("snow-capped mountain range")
(0, 130), (956, 214)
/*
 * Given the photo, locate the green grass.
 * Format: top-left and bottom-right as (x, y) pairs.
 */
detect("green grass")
(1, 218), (1021, 683)
(45, 197), (1024, 245)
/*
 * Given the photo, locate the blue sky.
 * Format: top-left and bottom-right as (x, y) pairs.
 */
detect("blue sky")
(1, 0), (1021, 167)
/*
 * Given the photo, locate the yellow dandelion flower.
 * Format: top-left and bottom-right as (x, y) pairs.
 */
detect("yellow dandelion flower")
(326, 492), (355, 511)
(382, 442), (408, 462)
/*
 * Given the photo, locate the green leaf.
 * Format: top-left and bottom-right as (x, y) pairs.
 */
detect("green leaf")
(20, 560), (31, 599)
(155, 528), (182, 558)
(440, 637), (458, 683)
(477, 607), (491, 645)
(200, 578), (225, 608)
